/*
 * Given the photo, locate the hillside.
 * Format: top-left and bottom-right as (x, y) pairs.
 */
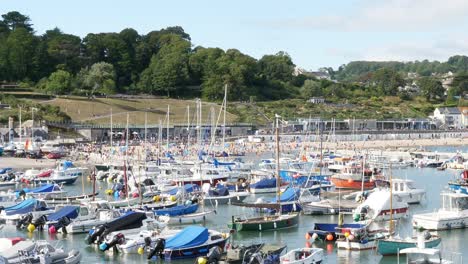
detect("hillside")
(43, 96), (237, 125)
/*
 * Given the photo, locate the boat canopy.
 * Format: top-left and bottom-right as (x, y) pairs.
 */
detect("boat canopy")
(62, 161), (73, 170)
(0, 168), (12, 174)
(47, 206), (79, 221)
(165, 226), (209, 249)
(154, 203), (198, 216)
(250, 178), (276, 189)
(167, 184), (199, 196)
(273, 187), (300, 203)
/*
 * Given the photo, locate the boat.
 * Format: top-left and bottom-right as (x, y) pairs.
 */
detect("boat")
(202, 183), (250, 206)
(154, 202), (199, 217)
(26, 205), (81, 232)
(448, 170), (468, 194)
(353, 189), (409, 222)
(113, 228), (180, 254)
(399, 247), (460, 264)
(412, 192), (468, 230)
(307, 223), (365, 241)
(330, 164), (376, 190)
(16, 183), (67, 200)
(0, 240), (82, 264)
(249, 177), (278, 194)
(335, 224), (387, 250)
(85, 211), (149, 245)
(391, 179), (426, 204)
(211, 242), (286, 264)
(63, 201), (123, 234)
(377, 232), (441, 256)
(168, 210), (215, 224)
(146, 226), (229, 260)
(280, 248), (324, 264)
(0, 199), (53, 222)
(34, 160), (86, 185)
(303, 198), (358, 215)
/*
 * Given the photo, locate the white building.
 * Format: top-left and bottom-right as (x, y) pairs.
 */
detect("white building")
(433, 107), (462, 129)
(307, 97), (325, 104)
(460, 107), (468, 128)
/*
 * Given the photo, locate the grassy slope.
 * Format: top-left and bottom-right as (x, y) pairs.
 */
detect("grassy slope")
(43, 96), (237, 125)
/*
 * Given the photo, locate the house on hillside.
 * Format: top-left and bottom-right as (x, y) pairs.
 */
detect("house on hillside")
(307, 97), (325, 104)
(459, 106), (468, 128)
(432, 107), (462, 129)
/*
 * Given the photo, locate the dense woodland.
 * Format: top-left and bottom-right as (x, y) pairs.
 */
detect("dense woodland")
(0, 11), (467, 106)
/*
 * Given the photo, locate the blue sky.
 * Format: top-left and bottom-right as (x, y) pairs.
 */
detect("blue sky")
(2, 0), (468, 70)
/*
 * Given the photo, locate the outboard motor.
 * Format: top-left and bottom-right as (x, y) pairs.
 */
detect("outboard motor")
(147, 238), (165, 260)
(0, 206), (4, 213)
(85, 224), (107, 245)
(207, 246), (222, 264)
(190, 195), (199, 204)
(57, 216), (71, 233)
(99, 233), (125, 251)
(32, 215), (48, 230)
(16, 213), (33, 229)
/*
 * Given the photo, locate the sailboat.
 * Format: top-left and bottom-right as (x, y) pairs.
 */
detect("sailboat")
(228, 114), (299, 232)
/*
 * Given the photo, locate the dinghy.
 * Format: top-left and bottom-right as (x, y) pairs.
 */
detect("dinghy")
(280, 248), (324, 264)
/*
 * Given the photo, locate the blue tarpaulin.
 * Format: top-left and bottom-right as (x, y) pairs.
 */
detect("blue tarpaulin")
(0, 168), (12, 174)
(154, 203), (198, 216)
(165, 226), (209, 249)
(167, 184), (199, 196)
(5, 199), (46, 216)
(250, 178), (276, 189)
(62, 161), (73, 170)
(272, 187), (300, 203)
(47, 206), (79, 221)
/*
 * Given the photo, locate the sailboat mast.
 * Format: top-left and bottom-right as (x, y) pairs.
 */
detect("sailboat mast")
(110, 108), (113, 147)
(19, 106), (22, 143)
(361, 155), (365, 193)
(275, 114), (281, 214)
(166, 105), (170, 150)
(187, 105), (190, 144)
(222, 84), (227, 149)
(389, 164), (394, 233)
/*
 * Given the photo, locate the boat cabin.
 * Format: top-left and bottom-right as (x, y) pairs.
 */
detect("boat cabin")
(441, 193), (468, 212)
(392, 179), (418, 193)
(400, 247), (458, 264)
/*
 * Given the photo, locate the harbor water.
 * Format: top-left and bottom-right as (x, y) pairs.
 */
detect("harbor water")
(1, 145), (467, 264)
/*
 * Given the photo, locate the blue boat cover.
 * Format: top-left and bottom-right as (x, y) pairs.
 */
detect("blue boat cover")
(313, 223), (365, 232)
(62, 161), (73, 170)
(5, 199), (42, 216)
(0, 168), (12, 174)
(167, 184), (199, 196)
(31, 184), (55, 193)
(47, 206), (79, 221)
(165, 226), (209, 249)
(154, 203), (198, 216)
(272, 187), (300, 202)
(250, 178), (276, 189)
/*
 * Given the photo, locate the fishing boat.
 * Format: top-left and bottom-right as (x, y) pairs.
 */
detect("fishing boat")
(377, 232), (441, 256)
(447, 170), (468, 194)
(391, 179), (426, 204)
(228, 115), (299, 232)
(330, 164), (376, 190)
(34, 160), (86, 185)
(412, 192), (468, 230)
(280, 248), (324, 264)
(146, 226), (229, 260)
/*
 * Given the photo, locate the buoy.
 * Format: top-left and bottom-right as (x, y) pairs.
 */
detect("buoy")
(311, 233), (318, 241)
(27, 224), (36, 233)
(48, 225), (57, 234)
(326, 243), (333, 253)
(137, 247), (145, 255)
(326, 234), (334, 241)
(348, 179), (353, 183)
(105, 189), (113, 196)
(153, 195), (161, 202)
(305, 232), (311, 240)
(344, 232), (350, 238)
(170, 196), (177, 202)
(197, 257), (207, 264)
(348, 235), (355, 241)
(305, 241), (311, 248)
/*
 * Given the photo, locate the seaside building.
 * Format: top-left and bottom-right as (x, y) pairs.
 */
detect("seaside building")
(432, 107), (463, 129)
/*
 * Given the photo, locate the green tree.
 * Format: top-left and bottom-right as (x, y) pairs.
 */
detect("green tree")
(300, 79), (322, 98)
(418, 77), (444, 101)
(6, 28), (37, 81)
(46, 70), (73, 94)
(1, 11), (33, 32)
(83, 62), (116, 96)
(258, 51), (295, 82)
(138, 34), (190, 96)
(370, 68), (404, 96)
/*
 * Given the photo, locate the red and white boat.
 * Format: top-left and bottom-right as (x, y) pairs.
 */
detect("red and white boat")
(353, 189), (409, 222)
(331, 164), (376, 190)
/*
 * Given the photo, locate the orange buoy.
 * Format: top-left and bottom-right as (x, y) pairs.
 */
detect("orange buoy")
(305, 233), (311, 240)
(305, 241), (311, 248)
(326, 234), (334, 241)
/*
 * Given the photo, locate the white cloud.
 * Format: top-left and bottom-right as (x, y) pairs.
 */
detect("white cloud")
(273, 0), (468, 32)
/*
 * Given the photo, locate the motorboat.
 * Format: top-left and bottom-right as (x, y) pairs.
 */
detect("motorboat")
(0, 240), (82, 264)
(0, 199), (53, 222)
(280, 247), (324, 264)
(145, 226), (229, 260)
(377, 232), (441, 256)
(202, 183), (250, 206)
(330, 164), (376, 190)
(391, 179), (426, 204)
(34, 160), (87, 185)
(63, 201), (122, 234)
(112, 228), (179, 254)
(399, 247), (459, 264)
(412, 192), (468, 230)
(353, 189), (409, 222)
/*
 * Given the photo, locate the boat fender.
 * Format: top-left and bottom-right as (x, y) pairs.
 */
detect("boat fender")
(147, 238), (165, 259)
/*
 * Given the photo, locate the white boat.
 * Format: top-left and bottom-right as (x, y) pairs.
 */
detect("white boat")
(35, 161), (87, 185)
(392, 179), (426, 204)
(168, 210), (215, 224)
(0, 240), (82, 264)
(0, 199), (54, 222)
(412, 192), (468, 230)
(353, 189), (409, 222)
(202, 183), (250, 205)
(280, 248), (323, 264)
(399, 247), (460, 264)
(63, 201), (122, 233)
(116, 228), (180, 254)
(108, 196), (141, 208)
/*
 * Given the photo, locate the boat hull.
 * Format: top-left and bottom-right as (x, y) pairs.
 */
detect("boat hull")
(162, 239), (227, 260)
(412, 212), (468, 230)
(331, 178), (374, 190)
(228, 214), (299, 232)
(377, 237), (441, 255)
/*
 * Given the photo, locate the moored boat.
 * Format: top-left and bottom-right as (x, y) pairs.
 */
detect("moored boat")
(377, 232), (441, 256)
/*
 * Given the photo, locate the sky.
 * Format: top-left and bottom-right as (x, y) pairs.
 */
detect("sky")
(2, 0), (468, 70)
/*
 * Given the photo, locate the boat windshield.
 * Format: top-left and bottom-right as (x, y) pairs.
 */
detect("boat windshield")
(443, 195), (468, 211)
(406, 182), (417, 190)
(454, 197), (468, 211)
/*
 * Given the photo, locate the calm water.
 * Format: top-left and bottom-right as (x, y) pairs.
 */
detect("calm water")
(2, 146), (467, 264)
